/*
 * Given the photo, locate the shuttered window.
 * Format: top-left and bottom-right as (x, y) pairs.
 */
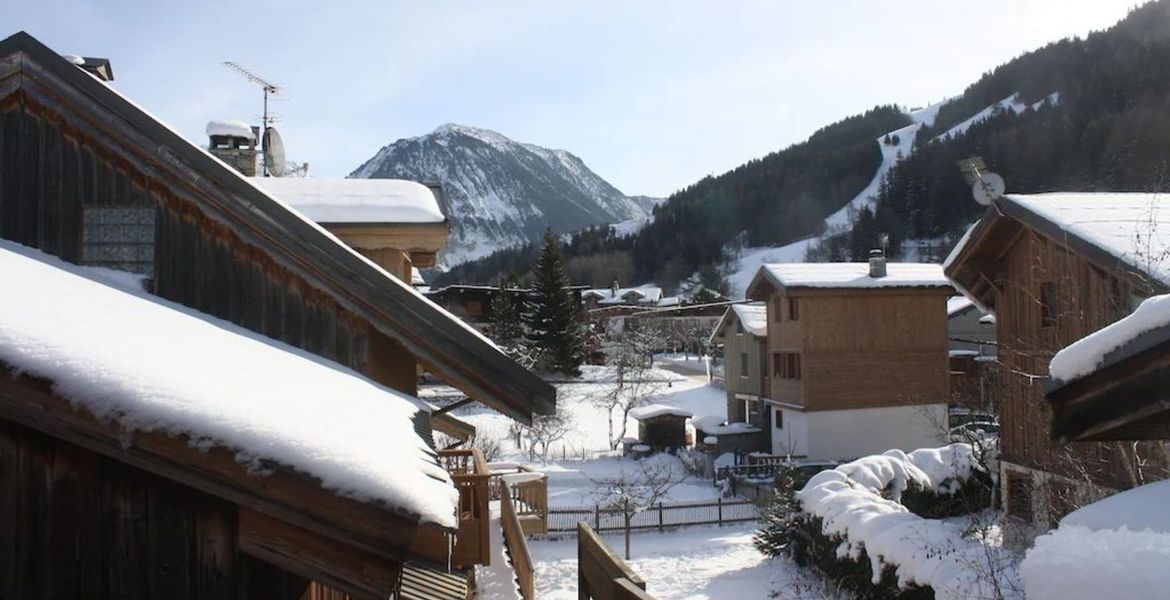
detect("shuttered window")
(773, 352), (802, 380)
(788, 297), (799, 321)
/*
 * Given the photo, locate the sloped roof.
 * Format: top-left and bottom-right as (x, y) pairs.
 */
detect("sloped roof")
(945, 193), (1170, 312)
(0, 31), (553, 424)
(946, 295), (977, 317)
(249, 177), (446, 224)
(584, 284), (664, 305)
(709, 301), (767, 344)
(0, 240), (457, 527)
(747, 262), (952, 297)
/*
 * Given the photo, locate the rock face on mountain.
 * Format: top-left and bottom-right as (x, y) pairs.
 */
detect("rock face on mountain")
(350, 124), (659, 267)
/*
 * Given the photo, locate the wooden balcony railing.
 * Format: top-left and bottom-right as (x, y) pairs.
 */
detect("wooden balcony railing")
(488, 463), (549, 535)
(577, 523), (654, 600)
(500, 480), (536, 600)
(437, 448), (491, 567)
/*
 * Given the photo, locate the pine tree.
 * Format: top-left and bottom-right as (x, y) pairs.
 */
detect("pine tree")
(524, 231), (585, 376)
(488, 281), (524, 349)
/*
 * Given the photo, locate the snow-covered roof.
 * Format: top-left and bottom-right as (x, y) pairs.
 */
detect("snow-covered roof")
(1008, 193), (1170, 285)
(410, 266), (425, 286)
(1021, 479), (1170, 598)
(249, 177), (445, 224)
(979, 314), (996, 324)
(205, 119), (254, 139)
(629, 403), (694, 420)
(1061, 479), (1170, 533)
(0, 240), (458, 528)
(946, 295), (977, 317)
(657, 296), (682, 307)
(756, 262), (952, 290)
(732, 303), (768, 337)
(691, 415), (760, 435)
(1049, 294), (1170, 385)
(584, 284), (664, 305)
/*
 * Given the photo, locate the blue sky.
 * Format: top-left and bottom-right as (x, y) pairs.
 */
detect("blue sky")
(9, 1), (1137, 197)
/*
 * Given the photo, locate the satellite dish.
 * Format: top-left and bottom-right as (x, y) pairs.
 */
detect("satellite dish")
(972, 172), (1005, 206)
(262, 127), (287, 177)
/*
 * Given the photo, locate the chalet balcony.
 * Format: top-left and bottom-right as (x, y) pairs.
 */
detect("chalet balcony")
(437, 449), (493, 567)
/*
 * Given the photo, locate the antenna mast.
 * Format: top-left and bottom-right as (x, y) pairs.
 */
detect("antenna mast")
(222, 62), (282, 176)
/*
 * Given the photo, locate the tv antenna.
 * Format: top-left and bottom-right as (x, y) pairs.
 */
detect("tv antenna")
(223, 61), (284, 176)
(957, 156), (1005, 206)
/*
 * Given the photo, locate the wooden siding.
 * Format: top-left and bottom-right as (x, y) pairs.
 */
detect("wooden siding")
(722, 317), (768, 412)
(0, 93), (390, 382)
(763, 289), (949, 411)
(0, 418), (312, 600)
(993, 229), (1168, 488)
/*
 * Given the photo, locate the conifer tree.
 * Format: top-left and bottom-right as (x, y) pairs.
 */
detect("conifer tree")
(488, 280), (524, 349)
(524, 230), (585, 376)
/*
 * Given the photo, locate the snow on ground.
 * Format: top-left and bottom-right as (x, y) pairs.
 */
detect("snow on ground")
(530, 523), (838, 600)
(1020, 479), (1170, 599)
(655, 353), (712, 375)
(447, 365), (728, 506)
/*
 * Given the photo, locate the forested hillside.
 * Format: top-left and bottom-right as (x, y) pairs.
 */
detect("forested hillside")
(440, 1), (1170, 290)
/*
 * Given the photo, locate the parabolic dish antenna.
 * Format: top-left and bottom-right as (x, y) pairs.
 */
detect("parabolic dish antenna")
(263, 127), (287, 177)
(972, 172), (1005, 206)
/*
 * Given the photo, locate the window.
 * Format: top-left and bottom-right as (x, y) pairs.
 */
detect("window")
(788, 297), (799, 321)
(1040, 281), (1057, 328)
(773, 352), (802, 380)
(739, 353), (748, 377)
(773, 298), (784, 322)
(81, 207), (156, 276)
(773, 407), (783, 429)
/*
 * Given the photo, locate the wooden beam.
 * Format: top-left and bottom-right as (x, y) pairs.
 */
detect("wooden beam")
(238, 508), (402, 600)
(0, 371), (451, 565)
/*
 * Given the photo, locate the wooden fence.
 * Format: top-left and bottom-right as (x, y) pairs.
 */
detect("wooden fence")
(500, 481), (536, 600)
(545, 497), (758, 535)
(578, 523), (654, 600)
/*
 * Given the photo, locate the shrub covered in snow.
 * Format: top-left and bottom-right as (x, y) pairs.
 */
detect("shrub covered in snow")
(756, 444), (1014, 599)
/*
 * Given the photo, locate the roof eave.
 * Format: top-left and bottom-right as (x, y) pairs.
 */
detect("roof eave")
(0, 31), (554, 424)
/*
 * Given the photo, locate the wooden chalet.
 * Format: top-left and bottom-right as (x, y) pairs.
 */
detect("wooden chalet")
(1045, 295), (1170, 443)
(248, 177), (449, 282)
(0, 31), (554, 598)
(945, 192), (1170, 540)
(744, 256), (953, 460)
(709, 302), (771, 444)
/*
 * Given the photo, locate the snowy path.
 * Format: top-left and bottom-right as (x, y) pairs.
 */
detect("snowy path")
(529, 523), (833, 599)
(475, 502), (522, 599)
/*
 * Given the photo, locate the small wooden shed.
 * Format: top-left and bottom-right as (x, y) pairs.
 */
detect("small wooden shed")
(629, 404), (694, 452)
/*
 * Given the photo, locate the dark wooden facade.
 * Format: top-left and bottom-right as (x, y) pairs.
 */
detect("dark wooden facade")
(0, 31), (554, 426)
(947, 198), (1170, 534)
(0, 31), (550, 597)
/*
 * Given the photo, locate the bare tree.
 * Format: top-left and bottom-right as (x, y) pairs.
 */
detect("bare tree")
(601, 327), (668, 450)
(524, 409), (573, 463)
(434, 430), (505, 462)
(590, 458), (682, 559)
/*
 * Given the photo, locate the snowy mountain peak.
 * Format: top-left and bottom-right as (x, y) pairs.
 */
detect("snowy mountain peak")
(351, 126), (661, 267)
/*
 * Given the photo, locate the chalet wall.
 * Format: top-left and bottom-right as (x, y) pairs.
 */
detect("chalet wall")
(0, 418), (309, 600)
(764, 290), (949, 411)
(993, 229), (1167, 489)
(0, 94), (407, 385)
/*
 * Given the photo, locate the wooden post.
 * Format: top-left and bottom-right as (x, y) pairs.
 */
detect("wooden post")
(595, 504), (601, 530)
(657, 503), (664, 533)
(717, 496), (723, 525)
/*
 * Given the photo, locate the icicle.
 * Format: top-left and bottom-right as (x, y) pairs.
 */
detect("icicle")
(447, 531), (454, 571)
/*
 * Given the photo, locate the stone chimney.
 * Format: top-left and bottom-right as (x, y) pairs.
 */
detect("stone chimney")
(610, 279), (620, 296)
(206, 120), (258, 176)
(868, 248), (887, 278)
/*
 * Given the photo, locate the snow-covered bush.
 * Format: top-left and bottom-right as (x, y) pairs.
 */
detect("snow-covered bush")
(756, 444), (1014, 599)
